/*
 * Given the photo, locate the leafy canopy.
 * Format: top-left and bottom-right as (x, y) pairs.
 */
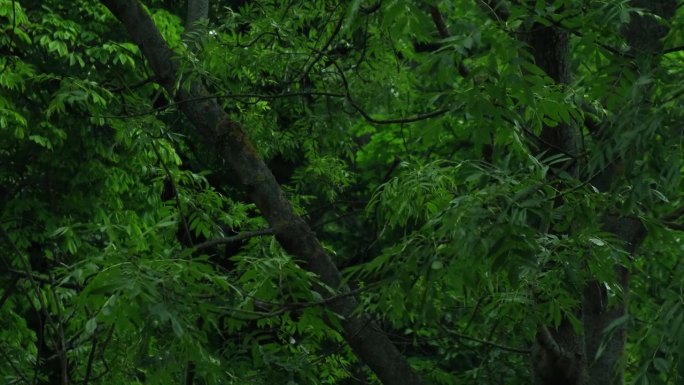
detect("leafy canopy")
(1, 0), (684, 384)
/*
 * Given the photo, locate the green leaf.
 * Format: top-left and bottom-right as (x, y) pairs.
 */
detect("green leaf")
(588, 237), (605, 246)
(85, 318), (97, 335)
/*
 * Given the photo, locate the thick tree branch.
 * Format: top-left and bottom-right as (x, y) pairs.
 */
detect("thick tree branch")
(99, 1), (425, 384)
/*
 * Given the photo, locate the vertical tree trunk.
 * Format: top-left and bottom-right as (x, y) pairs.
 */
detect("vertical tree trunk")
(581, 2), (675, 384)
(522, 21), (589, 385)
(526, 1), (675, 383)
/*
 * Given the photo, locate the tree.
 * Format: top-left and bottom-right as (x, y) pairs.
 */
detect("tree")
(1, 0), (684, 384)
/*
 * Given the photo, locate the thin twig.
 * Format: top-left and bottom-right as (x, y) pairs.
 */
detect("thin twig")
(298, 4), (344, 82)
(333, 61), (451, 124)
(220, 284), (370, 320)
(192, 228), (276, 251)
(45, 269), (69, 385)
(82, 335), (97, 385)
(93, 91), (346, 119)
(8, 269), (82, 291)
(446, 326), (529, 353)
(236, 31), (283, 48)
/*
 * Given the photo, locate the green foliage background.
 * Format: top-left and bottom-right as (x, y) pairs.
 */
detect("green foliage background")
(1, 0), (684, 384)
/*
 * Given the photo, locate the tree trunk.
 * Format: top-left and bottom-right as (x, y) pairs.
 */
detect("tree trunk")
(583, 1), (675, 384)
(526, 1), (674, 384)
(99, 1), (425, 385)
(522, 21), (589, 385)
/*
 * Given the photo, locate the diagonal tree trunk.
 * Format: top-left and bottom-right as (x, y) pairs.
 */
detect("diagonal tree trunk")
(99, 1), (425, 385)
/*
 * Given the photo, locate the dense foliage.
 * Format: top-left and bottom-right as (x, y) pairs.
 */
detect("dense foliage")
(2, 0), (684, 384)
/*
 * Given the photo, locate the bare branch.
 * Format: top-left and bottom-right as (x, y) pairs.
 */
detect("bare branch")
(333, 61), (451, 124)
(436, 325), (530, 354)
(299, 8), (345, 83)
(193, 228), (276, 251)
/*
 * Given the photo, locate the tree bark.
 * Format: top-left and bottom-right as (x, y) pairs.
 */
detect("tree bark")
(522, 21), (589, 385)
(525, 1), (674, 384)
(99, 1), (425, 385)
(185, 0), (208, 30)
(581, 2), (675, 384)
